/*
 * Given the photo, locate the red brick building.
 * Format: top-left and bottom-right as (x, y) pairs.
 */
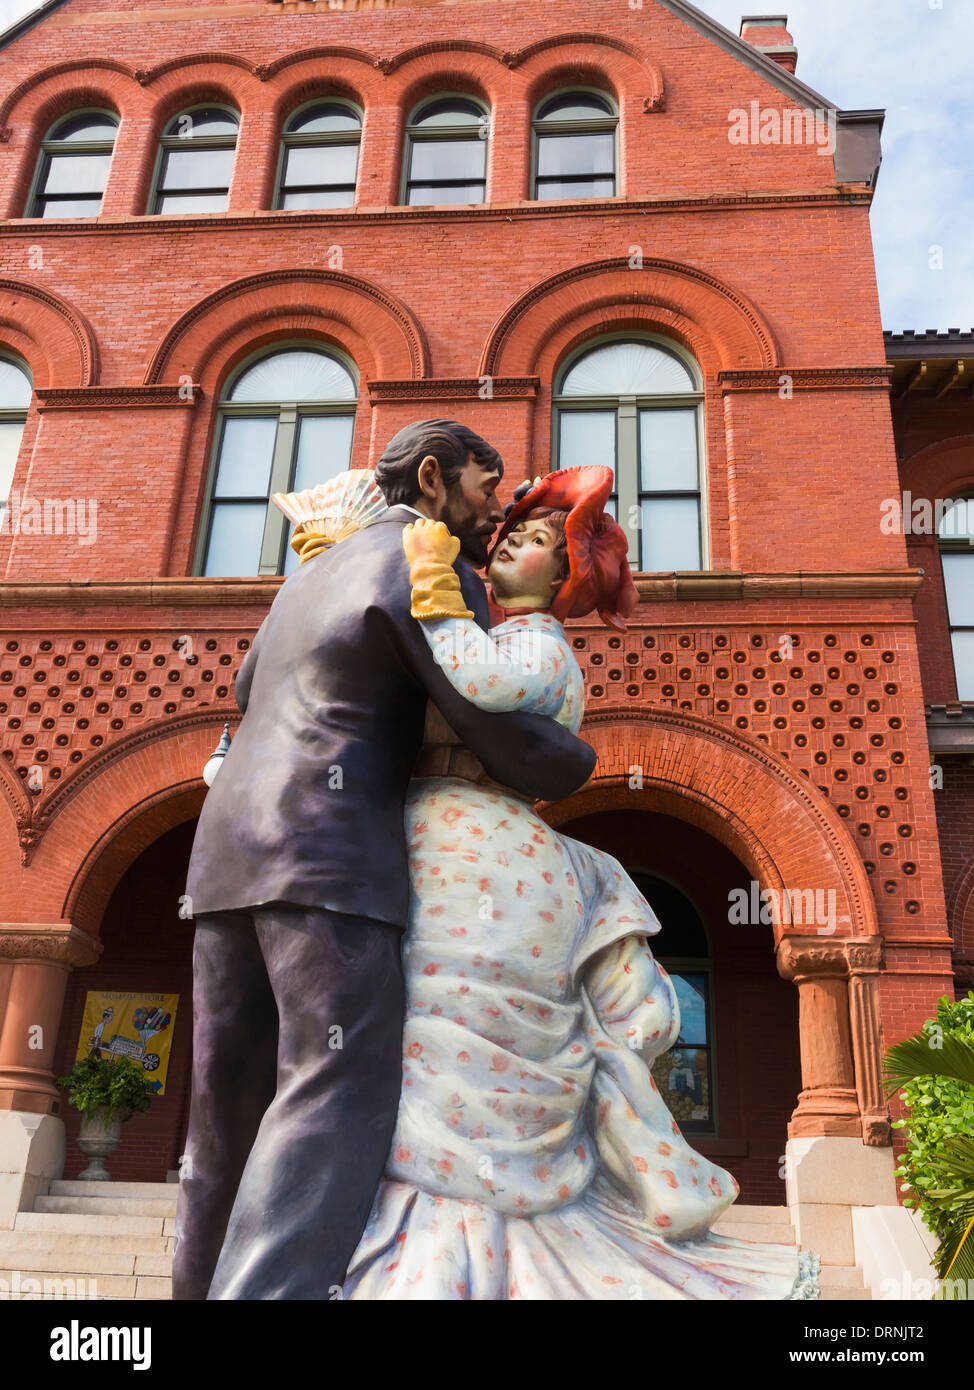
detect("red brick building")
(0, 0), (960, 1271)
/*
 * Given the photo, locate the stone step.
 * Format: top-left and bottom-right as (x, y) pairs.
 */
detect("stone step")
(719, 1205), (794, 1225)
(34, 1195), (176, 1218)
(15, 1212), (168, 1237)
(711, 1221), (796, 1245)
(820, 1264), (865, 1290)
(49, 1180), (174, 1200)
(820, 1285), (872, 1301)
(0, 1231), (171, 1257)
(0, 1269), (171, 1301)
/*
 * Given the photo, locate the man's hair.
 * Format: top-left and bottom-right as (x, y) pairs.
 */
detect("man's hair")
(374, 419), (503, 505)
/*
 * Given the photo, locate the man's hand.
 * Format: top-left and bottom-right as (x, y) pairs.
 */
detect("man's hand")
(402, 520), (474, 622)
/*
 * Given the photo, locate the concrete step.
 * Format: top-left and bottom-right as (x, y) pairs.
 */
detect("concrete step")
(821, 1285), (872, 1301)
(820, 1264), (865, 1290)
(49, 1180), (174, 1200)
(15, 1212), (168, 1237)
(34, 1195), (175, 1217)
(0, 1231), (170, 1257)
(719, 1205), (793, 1225)
(711, 1220), (796, 1245)
(0, 1269), (171, 1300)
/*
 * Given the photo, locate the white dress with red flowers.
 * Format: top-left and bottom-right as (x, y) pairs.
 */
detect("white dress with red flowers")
(343, 615), (815, 1300)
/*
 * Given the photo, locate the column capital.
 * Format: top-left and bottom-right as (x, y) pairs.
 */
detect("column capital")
(776, 935), (848, 982)
(0, 924), (102, 969)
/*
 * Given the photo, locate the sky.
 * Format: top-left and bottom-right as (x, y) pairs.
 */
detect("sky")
(0, 0), (970, 333)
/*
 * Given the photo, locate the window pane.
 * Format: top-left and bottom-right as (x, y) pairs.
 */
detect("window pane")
(407, 183), (485, 206)
(230, 350), (356, 403)
(292, 414), (355, 493)
(537, 93), (614, 122)
(535, 177), (615, 201)
(537, 132), (614, 178)
(283, 143), (359, 188)
(652, 1046), (712, 1128)
(412, 99), (483, 127)
(280, 188), (355, 210)
(672, 972), (708, 1046)
(0, 418), (25, 500)
(44, 153), (111, 195)
(943, 553), (974, 626)
(50, 113), (118, 143)
(287, 103), (361, 134)
(561, 340), (696, 396)
(213, 417), (278, 497)
(156, 193), (228, 213)
(640, 409), (698, 491)
(160, 147), (234, 191)
(0, 358), (33, 409)
(640, 497), (701, 570)
(410, 137), (485, 183)
(204, 502), (267, 576)
(37, 196), (103, 217)
(557, 410), (616, 474)
(938, 497), (974, 541)
(952, 632), (974, 700)
(167, 108), (238, 138)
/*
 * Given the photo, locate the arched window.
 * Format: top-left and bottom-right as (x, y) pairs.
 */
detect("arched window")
(152, 106), (239, 214)
(403, 96), (488, 206)
(532, 91), (617, 201)
(0, 355), (32, 518)
(627, 870), (715, 1135)
(29, 110), (118, 217)
(277, 101), (362, 210)
(554, 337), (705, 571)
(198, 346), (357, 577)
(938, 494), (974, 699)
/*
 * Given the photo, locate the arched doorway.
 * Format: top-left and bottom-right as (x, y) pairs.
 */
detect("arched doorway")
(559, 807), (801, 1204)
(52, 820), (198, 1182)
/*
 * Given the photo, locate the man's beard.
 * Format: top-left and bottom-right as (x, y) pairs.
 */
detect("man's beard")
(442, 494), (495, 567)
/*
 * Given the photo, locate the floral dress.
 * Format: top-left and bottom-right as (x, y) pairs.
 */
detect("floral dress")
(343, 614), (815, 1300)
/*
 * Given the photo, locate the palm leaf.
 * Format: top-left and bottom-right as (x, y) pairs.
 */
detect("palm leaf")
(883, 1033), (974, 1094)
(934, 1201), (974, 1291)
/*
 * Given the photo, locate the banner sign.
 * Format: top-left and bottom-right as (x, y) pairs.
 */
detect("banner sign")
(76, 991), (179, 1096)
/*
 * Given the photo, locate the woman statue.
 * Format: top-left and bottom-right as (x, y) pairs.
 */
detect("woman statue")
(277, 466), (819, 1300)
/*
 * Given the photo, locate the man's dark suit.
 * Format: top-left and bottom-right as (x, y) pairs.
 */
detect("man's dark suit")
(173, 506), (596, 1300)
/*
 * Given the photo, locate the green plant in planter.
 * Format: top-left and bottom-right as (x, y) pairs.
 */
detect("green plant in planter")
(884, 991), (974, 1296)
(57, 1054), (154, 1125)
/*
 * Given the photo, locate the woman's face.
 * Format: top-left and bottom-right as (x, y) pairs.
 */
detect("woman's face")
(488, 518), (564, 604)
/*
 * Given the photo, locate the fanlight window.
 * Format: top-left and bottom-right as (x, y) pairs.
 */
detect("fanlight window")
(200, 348), (357, 577)
(0, 356), (32, 517)
(938, 495), (974, 699)
(30, 111), (118, 217)
(153, 106), (239, 214)
(277, 102), (362, 210)
(403, 97), (488, 206)
(554, 339), (705, 571)
(533, 92), (617, 201)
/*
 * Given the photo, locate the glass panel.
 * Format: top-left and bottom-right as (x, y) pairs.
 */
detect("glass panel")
(286, 103), (361, 134)
(0, 358), (33, 409)
(37, 196), (103, 217)
(561, 340), (696, 396)
(283, 143), (359, 188)
(952, 632), (974, 700)
(159, 147), (235, 191)
(535, 177), (615, 201)
(537, 93), (614, 122)
(557, 410), (616, 475)
(412, 98), (484, 127)
(938, 496), (974, 541)
(43, 153), (111, 195)
(166, 108), (238, 138)
(407, 183), (485, 206)
(292, 414), (355, 493)
(640, 497), (701, 570)
(0, 418), (25, 500)
(651, 1047), (712, 1128)
(410, 137), (485, 183)
(49, 113), (118, 143)
(943, 553), (974, 626)
(159, 193), (228, 213)
(639, 409), (698, 491)
(212, 417), (278, 497)
(672, 972), (708, 1046)
(204, 502), (267, 576)
(230, 350), (356, 403)
(280, 188), (355, 210)
(537, 132), (614, 178)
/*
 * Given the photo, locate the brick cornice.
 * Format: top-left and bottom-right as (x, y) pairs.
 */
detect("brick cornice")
(35, 385), (203, 411)
(368, 377), (538, 402)
(720, 367), (893, 392)
(0, 570), (925, 609)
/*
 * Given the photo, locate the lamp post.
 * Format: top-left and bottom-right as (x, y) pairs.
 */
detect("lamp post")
(203, 723), (232, 787)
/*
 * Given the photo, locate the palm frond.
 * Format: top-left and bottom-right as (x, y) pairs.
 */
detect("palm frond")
(883, 1033), (974, 1094)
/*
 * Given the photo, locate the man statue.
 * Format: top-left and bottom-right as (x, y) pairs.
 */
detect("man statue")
(172, 419), (596, 1300)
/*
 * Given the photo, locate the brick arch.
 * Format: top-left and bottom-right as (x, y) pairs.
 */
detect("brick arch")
(0, 755), (30, 843)
(542, 708), (877, 942)
(145, 269), (429, 384)
(481, 259), (780, 377)
(900, 434), (974, 501)
(261, 46), (381, 81)
(392, 58), (497, 118)
(947, 854), (974, 962)
(519, 38), (656, 108)
(0, 280), (98, 387)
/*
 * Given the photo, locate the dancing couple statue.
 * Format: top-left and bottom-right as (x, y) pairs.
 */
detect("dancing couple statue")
(172, 418), (818, 1301)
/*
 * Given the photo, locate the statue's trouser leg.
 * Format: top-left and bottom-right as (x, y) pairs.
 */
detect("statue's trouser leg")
(206, 904), (406, 1300)
(172, 912), (279, 1301)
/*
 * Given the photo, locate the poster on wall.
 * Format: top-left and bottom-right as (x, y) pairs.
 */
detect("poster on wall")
(76, 991), (178, 1096)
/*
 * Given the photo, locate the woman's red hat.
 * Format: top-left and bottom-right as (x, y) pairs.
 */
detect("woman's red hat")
(488, 465), (639, 632)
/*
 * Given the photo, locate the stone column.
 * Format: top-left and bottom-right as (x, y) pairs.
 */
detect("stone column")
(0, 925), (102, 1228)
(776, 936), (860, 1139)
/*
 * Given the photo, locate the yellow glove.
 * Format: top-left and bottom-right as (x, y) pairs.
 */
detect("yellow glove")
(402, 519), (474, 621)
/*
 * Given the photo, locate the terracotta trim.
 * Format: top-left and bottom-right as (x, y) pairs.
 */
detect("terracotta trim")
(368, 377), (539, 402)
(719, 368), (893, 393)
(35, 385), (202, 411)
(0, 923), (101, 967)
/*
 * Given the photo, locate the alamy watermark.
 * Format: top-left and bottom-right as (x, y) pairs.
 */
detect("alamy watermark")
(0, 490), (98, 545)
(728, 102), (836, 155)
